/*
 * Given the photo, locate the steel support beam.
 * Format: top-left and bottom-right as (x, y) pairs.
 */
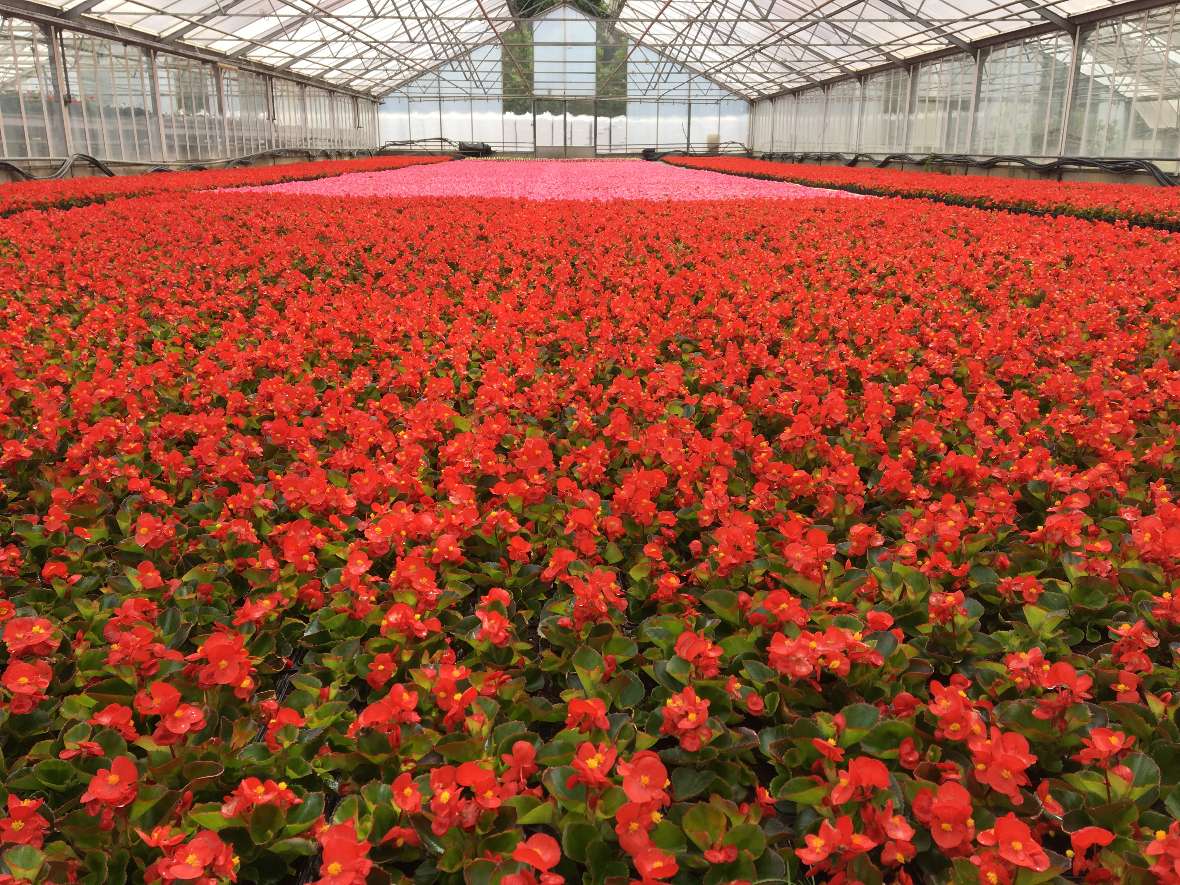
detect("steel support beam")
(873, 0), (973, 52)
(1015, 0), (1070, 29)
(0, 0), (376, 96)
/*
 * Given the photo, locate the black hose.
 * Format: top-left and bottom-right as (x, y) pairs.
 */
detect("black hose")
(0, 153), (121, 180)
(0, 147), (385, 181)
(642, 143), (752, 161)
(379, 137), (493, 157)
(0, 160), (33, 181)
(755, 151), (1178, 187)
(141, 147), (379, 173)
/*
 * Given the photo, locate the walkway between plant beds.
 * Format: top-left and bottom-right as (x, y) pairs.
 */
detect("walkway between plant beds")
(239, 158), (860, 201)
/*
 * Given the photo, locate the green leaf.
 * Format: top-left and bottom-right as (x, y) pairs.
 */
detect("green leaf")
(683, 803), (728, 850)
(741, 659), (775, 686)
(249, 803), (283, 844)
(839, 703), (880, 741)
(305, 700), (351, 730)
(33, 759), (79, 790)
(776, 776), (827, 805)
(724, 823), (767, 858)
(332, 795), (360, 825)
(649, 820), (687, 852)
(189, 802), (236, 831)
(1023, 605), (1067, 638)
(505, 795), (555, 825)
(561, 820), (599, 863)
(463, 859), (498, 885)
(628, 560), (651, 581)
(572, 646), (604, 694)
(435, 734), (485, 762)
(859, 721), (914, 758)
(671, 766), (716, 801)
(129, 785), (176, 828)
(284, 792), (324, 836)
(542, 766), (587, 806)
(3, 845), (46, 880)
(702, 589), (740, 624)
(61, 694), (98, 721)
(270, 837), (317, 858)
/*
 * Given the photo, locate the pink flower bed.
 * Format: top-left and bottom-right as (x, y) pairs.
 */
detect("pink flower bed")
(242, 158), (854, 201)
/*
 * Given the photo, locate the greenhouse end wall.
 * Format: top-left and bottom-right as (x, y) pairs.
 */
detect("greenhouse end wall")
(750, 0), (1180, 167)
(377, 7), (752, 156)
(0, 14), (380, 164)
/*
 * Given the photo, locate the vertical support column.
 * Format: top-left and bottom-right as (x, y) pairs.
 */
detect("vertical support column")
(1123, 11), (1149, 162)
(13, 23), (33, 156)
(1057, 26), (1081, 158)
(901, 64), (917, 151)
(1148, 6), (1177, 158)
(821, 86), (831, 152)
(853, 78), (864, 153)
(685, 99), (692, 151)
(965, 47), (983, 154)
(47, 23), (74, 156)
(300, 83), (308, 149)
(150, 49), (168, 162)
(747, 97), (755, 152)
(216, 65), (230, 159)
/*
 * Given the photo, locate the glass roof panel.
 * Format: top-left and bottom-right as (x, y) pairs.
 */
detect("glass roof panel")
(50, 0), (1139, 95)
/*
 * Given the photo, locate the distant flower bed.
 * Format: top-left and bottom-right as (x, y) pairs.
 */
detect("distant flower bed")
(665, 155), (1180, 228)
(0, 155), (450, 216)
(246, 158), (855, 201)
(0, 186), (1178, 885)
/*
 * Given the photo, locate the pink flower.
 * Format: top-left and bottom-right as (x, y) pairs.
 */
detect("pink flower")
(244, 160), (856, 202)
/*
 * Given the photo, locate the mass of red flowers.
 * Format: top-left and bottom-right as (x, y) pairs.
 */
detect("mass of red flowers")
(666, 154), (1180, 229)
(0, 155), (448, 217)
(0, 168), (1178, 885)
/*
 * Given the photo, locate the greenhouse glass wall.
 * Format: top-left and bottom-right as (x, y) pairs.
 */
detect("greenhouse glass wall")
(0, 14), (378, 162)
(749, 0), (1180, 166)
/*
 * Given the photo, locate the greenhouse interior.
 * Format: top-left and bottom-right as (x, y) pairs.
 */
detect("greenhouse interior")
(0, 0), (1178, 163)
(1, 0), (1180, 883)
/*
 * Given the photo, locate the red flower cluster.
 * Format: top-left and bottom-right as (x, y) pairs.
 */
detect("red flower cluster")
(666, 154), (1180, 228)
(0, 155), (448, 217)
(0, 175), (1177, 884)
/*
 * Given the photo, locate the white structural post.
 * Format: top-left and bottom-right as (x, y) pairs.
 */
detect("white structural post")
(1057, 26), (1080, 157)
